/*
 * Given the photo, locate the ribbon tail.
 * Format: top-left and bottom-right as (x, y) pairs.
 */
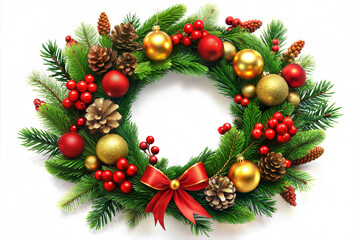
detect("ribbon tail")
(173, 189), (211, 225)
(145, 189), (173, 230)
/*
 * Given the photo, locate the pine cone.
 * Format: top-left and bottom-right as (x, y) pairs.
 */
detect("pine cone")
(97, 12), (110, 36)
(85, 98), (122, 134)
(88, 45), (117, 74)
(281, 185), (297, 206)
(111, 23), (139, 52)
(116, 52), (137, 76)
(259, 152), (286, 181)
(240, 20), (262, 33)
(291, 147), (324, 167)
(204, 176), (236, 211)
(280, 40), (305, 63)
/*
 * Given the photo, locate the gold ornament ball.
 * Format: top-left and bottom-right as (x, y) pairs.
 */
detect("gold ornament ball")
(228, 158), (260, 193)
(242, 84), (256, 99)
(96, 134), (128, 165)
(222, 41), (237, 62)
(143, 25), (173, 61)
(233, 49), (264, 79)
(84, 155), (100, 171)
(169, 180), (180, 190)
(287, 91), (301, 108)
(256, 74), (289, 106)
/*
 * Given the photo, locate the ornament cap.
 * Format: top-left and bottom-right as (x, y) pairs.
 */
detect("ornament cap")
(152, 25), (160, 31)
(236, 155), (245, 162)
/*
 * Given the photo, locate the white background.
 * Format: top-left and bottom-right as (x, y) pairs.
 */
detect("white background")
(1, 0), (359, 239)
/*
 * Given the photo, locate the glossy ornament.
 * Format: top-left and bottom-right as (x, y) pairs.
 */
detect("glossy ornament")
(113, 171), (125, 184)
(84, 155), (100, 171)
(104, 181), (116, 191)
(197, 35), (224, 62)
(58, 132), (84, 158)
(94, 170), (103, 180)
(120, 180), (133, 194)
(102, 170), (113, 181)
(222, 41), (237, 62)
(287, 91), (301, 108)
(241, 84), (256, 99)
(116, 158), (129, 170)
(256, 74), (289, 106)
(233, 49), (264, 79)
(282, 63), (306, 88)
(126, 164), (138, 177)
(143, 25), (173, 61)
(102, 70), (129, 98)
(228, 156), (260, 193)
(96, 134), (128, 165)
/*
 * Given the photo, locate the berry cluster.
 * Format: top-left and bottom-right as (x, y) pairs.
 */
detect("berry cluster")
(171, 20), (209, 47)
(62, 75), (97, 111)
(234, 94), (250, 107)
(218, 123), (232, 135)
(272, 38), (280, 52)
(33, 98), (45, 112)
(139, 136), (159, 165)
(69, 117), (86, 132)
(94, 158), (137, 193)
(225, 17), (262, 33)
(65, 35), (77, 46)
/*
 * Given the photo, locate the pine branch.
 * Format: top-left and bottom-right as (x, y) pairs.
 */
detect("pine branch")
(237, 191), (277, 217)
(122, 208), (149, 229)
(261, 20), (288, 52)
(298, 80), (334, 108)
(45, 155), (88, 182)
(284, 169), (314, 192)
(242, 101), (262, 147)
(98, 34), (113, 48)
(75, 22), (98, 49)
(169, 53), (208, 76)
(260, 102), (294, 125)
(122, 13), (141, 29)
(87, 196), (122, 230)
(297, 54), (316, 76)
(38, 104), (71, 135)
(64, 44), (91, 81)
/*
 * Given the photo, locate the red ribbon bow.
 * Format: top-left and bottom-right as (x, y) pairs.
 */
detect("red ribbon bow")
(140, 162), (211, 230)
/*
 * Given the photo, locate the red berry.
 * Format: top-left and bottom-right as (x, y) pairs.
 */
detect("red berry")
(223, 123), (232, 132)
(182, 37), (191, 47)
(65, 35), (71, 42)
(139, 141), (148, 150)
(227, 27), (234, 32)
(87, 83), (97, 93)
(273, 39), (279, 45)
(276, 123), (288, 134)
(190, 30), (202, 41)
(264, 129), (276, 139)
(273, 112), (284, 122)
(254, 123), (264, 131)
(33, 98), (41, 106)
(94, 170), (103, 181)
(104, 181), (116, 191)
(75, 100), (86, 111)
(62, 98), (73, 109)
(225, 16), (234, 25)
(252, 128), (263, 139)
(282, 117), (294, 127)
(151, 146), (159, 155)
(193, 20), (204, 30)
(85, 74), (95, 83)
(77, 117), (85, 126)
(80, 91), (92, 104)
(76, 81), (88, 92)
(39, 101), (46, 106)
(149, 156), (158, 165)
(68, 90), (79, 102)
(218, 126), (225, 135)
(201, 30), (209, 38)
(35, 106), (40, 112)
(284, 159), (291, 168)
(146, 136), (155, 144)
(116, 158), (129, 171)
(259, 146), (269, 155)
(183, 23), (194, 34)
(176, 33), (183, 40)
(267, 118), (278, 129)
(232, 18), (241, 27)
(102, 170), (113, 181)
(171, 35), (180, 45)
(126, 164), (138, 177)
(288, 125), (297, 136)
(120, 180), (133, 194)
(70, 125), (78, 132)
(112, 171), (125, 184)
(234, 95), (242, 104)
(241, 98), (250, 107)
(277, 132), (291, 143)
(272, 45), (280, 52)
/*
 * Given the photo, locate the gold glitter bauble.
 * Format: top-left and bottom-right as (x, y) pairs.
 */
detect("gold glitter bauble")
(287, 91), (301, 108)
(233, 49), (264, 79)
(143, 26), (173, 61)
(256, 74), (289, 106)
(96, 134), (128, 165)
(228, 156), (260, 193)
(222, 41), (237, 62)
(242, 84), (256, 99)
(84, 155), (100, 171)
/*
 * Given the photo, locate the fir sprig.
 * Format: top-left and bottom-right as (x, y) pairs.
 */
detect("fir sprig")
(75, 23), (98, 49)
(261, 20), (288, 52)
(64, 44), (92, 81)
(87, 197), (122, 230)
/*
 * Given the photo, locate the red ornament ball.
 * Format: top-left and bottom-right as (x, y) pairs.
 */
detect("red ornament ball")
(241, 98), (250, 107)
(182, 37), (191, 47)
(80, 92), (92, 104)
(116, 158), (129, 171)
(273, 39), (279, 45)
(66, 80), (76, 90)
(191, 30), (202, 41)
(126, 164), (138, 177)
(75, 100), (86, 111)
(254, 123), (264, 131)
(58, 132), (84, 158)
(272, 45), (280, 52)
(197, 35), (224, 62)
(282, 64), (307, 88)
(273, 112), (283, 122)
(146, 136), (155, 144)
(149, 156), (158, 165)
(87, 83), (97, 93)
(252, 128), (263, 139)
(284, 159), (291, 168)
(139, 141), (148, 150)
(264, 129), (276, 139)
(77, 117), (85, 126)
(112, 171), (125, 184)
(171, 35), (180, 45)
(62, 98), (73, 109)
(151, 146), (159, 155)
(288, 125), (297, 136)
(85, 74), (95, 83)
(94, 170), (103, 181)
(70, 125), (78, 132)
(218, 126), (225, 135)
(194, 20), (205, 30)
(102, 170), (113, 181)
(223, 123), (232, 132)
(76, 81), (88, 92)
(234, 95), (242, 104)
(102, 70), (129, 98)
(282, 117), (293, 127)
(201, 30), (209, 38)
(104, 181), (116, 191)
(183, 23), (194, 34)
(259, 146), (269, 155)
(120, 180), (133, 194)
(225, 16), (234, 25)
(232, 18), (241, 27)
(267, 118), (278, 129)
(68, 90), (79, 102)
(276, 123), (288, 134)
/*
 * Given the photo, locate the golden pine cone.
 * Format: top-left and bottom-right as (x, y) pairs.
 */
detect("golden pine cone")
(259, 152), (286, 182)
(97, 12), (110, 36)
(204, 176), (236, 211)
(116, 52), (137, 76)
(85, 98), (122, 134)
(88, 45), (117, 74)
(111, 23), (139, 52)
(291, 147), (324, 167)
(281, 40), (305, 62)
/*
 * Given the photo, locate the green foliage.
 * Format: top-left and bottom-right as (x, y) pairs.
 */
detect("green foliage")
(87, 197), (122, 230)
(98, 35), (113, 48)
(38, 104), (71, 135)
(261, 20), (288, 52)
(298, 54), (316, 76)
(123, 13), (141, 29)
(284, 169), (314, 192)
(170, 53), (208, 76)
(237, 191), (277, 217)
(260, 102), (294, 124)
(64, 44), (92, 81)
(242, 101), (262, 146)
(122, 208), (149, 229)
(75, 22), (98, 49)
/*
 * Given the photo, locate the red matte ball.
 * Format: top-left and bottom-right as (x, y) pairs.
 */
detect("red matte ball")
(139, 141), (148, 150)
(234, 95), (242, 104)
(102, 170), (113, 182)
(273, 112), (283, 122)
(126, 164), (138, 177)
(198, 35), (224, 62)
(149, 156), (158, 165)
(112, 171), (126, 184)
(146, 136), (155, 144)
(76, 81), (88, 92)
(182, 37), (191, 47)
(183, 23), (194, 34)
(264, 129), (276, 139)
(102, 70), (129, 98)
(276, 123), (288, 134)
(282, 117), (293, 127)
(267, 118), (278, 129)
(62, 98), (73, 109)
(218, 126), (225, 135)
(116, 158), (129, 171)
(176, 33), (183, 40)
(85, 74), (95, 83)
(193, 20), (204, 30)
(191, 30), (202, 41)
(252, 128), (263, 139)
(87, 83), (97, 93)
(94, 170), (103, 181)
(68, 90), (79, 102)
(284, 159), (291, 168)
(201, 30), (209, 38)
(80, 92), (92, 104)
(241, 98), (250, 107)
(272, 45), (280, 52)
(259, 146), (269, 155)
(254, 123), (264, 131)
(227, 27), (233, 32)
(232, 18), (241, 27)
(223, 123), (232, 132)
(104, 181), (116, 191)
(288, 125), (297, 136)
(58, 132), (84, 158)
(273, 39), (279, 45)
(77, 117), (85, 126)
(75, 100), (86, 111)
(171, 35), (180, 45)
(70, 125), (78, 132)
(151, 146), (159, 155)
(66, 80), (76, 90)
(120, 180), (133, 194)
(282, 64), (307, 88)
(225, 16), (234, 25)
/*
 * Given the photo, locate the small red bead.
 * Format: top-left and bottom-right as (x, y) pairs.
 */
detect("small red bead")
(171, 35), (180, 45)
(223, 123), (232, 132)
(254, 123), (264, 131)
(87, 83), (97, 93)
(227, 27), (234, 32)
(126, 164), (138, 177)
(146, 136), (155, 144)
(232, 18), (241, 27)
(94, 170), (103, 181)
(149, 156), (158, 165)
(282, 117), (294, 127)
(66, 80), (76, 90)
(77, 117), (85, 126)
(218, 126), (226, 135)
(277, 132), (291, 143)
(68, 90), (79, 102)
(273, 112), (284, 122)
(139, 141), (148, 150)
(176, 33), (183, 40)
(276, 123), (288, 134)
(80, 91), (92, 104)
(273, 39), (279, 45)
(104, 181), (116, 191)
(75, 100), (86, 111)
(259, 146), (269, 155)
(182, 37), (191, 47)
(284, 159), (291, 168)
(288, 125), (297, 136)
(102, 170), (113, 182)
(33, 98), (41, 106)
(116, 158), (129, 171)
(76, 81), (88, 92)
(112, 171), (125, 184)
(183, 23), (194, 34)
(267, 118), (279, 129)
(264, 129), (276, 139)
(201, 30), (209, 38)
(62, 98), (73, 109)
(234, 95), (242, 104)
(151, 146), (159, 155)
(193, 20), (205, 30)
(225, 16), (234, 25)
(190, 30), (202, 41)
(65, 35), (72, 42)
(272, 45), (280, 52)
(241, 98), (250, 107)
(120, 180), (133, 194)
(252, 128), (263, 139)
(85, 74), (95, 83)
(70, 125), (78, 132)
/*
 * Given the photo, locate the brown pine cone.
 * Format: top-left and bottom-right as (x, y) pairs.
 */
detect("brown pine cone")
(291, 147), (324, 167)
(280, 40), (305, 63)
(204, 176), (236, 211)
(111, 23), (139, 52)
(240, 20), (262, 33)
(281, 185), (297, 206)
(116, 52), (137, 76)
(88, 45), (117, 74)
(97, 12), (110, 36)
(258, 152), (286, 182)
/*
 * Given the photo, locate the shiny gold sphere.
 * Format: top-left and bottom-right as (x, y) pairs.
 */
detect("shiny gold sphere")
(169, 180), (180, 190)
(143, 26), (173, 61)
(96, 134), (128, 165)
(84, 155), (100, 171)
(256, 74), (289, 106)
(233, 49), (264, 79)
(228, 160), (261, 193)
(287, 91), (301, 108)
(222, 41), (237, 62)
(242, 84), (256, 99)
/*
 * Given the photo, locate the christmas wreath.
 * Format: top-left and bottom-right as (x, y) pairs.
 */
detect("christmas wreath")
(19, 4), (340, 236)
